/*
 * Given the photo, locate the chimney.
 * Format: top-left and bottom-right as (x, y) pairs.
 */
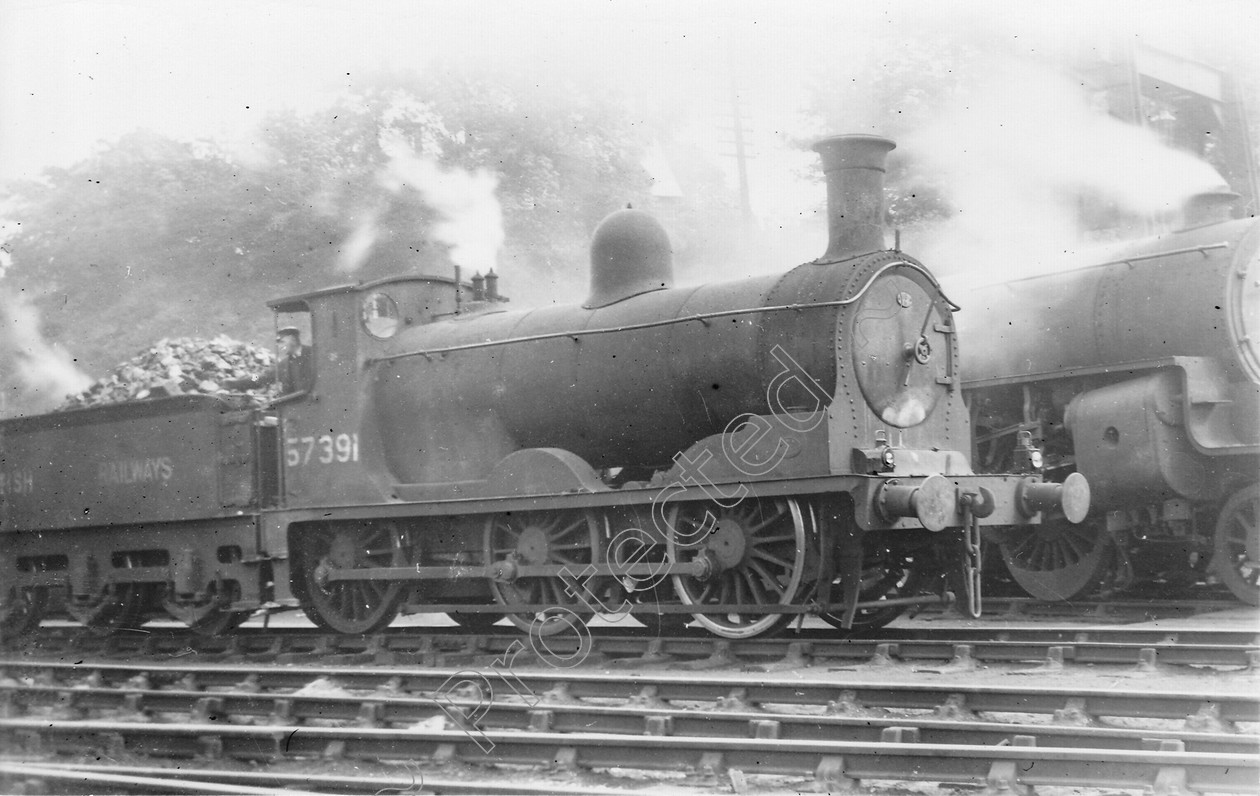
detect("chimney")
(485, 268), (500, 301)
(811, 135), (896, 261)
(471, 271), (485, 301)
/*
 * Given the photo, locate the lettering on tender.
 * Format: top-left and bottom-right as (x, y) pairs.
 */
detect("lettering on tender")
(97, 457), (175, 486)
(0, 469), (35, 496)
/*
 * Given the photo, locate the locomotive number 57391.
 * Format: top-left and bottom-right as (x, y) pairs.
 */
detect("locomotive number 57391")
(285, 432), (360, 467)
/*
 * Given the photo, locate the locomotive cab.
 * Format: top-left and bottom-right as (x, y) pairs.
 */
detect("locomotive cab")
(264, 274), (508, 510)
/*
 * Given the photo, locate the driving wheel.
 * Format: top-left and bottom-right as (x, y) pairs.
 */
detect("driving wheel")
(298, 521), (409, 634)
(1213, 484), (1259, 605)
(667, 497), (813, 639)
(485, 509), (607, 636)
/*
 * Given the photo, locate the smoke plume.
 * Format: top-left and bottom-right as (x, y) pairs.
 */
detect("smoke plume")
(902, 59), (1227, 287)
(378, 130), (504, 278)
(0, 291), (94, 414)
(335, 212), (382, 273)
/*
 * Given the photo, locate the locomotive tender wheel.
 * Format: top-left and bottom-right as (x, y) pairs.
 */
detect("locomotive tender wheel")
(1213, 484), (1260, 606)
(818, 547), (923, 634)
(66, 554), (152, 633)
(667, 497), (812, 639)
(298, 522), (408, 634)
(998, 516), (1112, 601)
(0, 586), (48, 637)
(66, 587), (148, 632)
(484, 509), (606, 636)
(162, 584), (251, 636)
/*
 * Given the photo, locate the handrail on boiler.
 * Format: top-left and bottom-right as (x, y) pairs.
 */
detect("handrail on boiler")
(367, 261), (959, 364)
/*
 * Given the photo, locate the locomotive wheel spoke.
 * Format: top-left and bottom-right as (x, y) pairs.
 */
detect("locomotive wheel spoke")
(297, 521), (408, 634)
(743, 569), (771, 604)
(747, 511), (788, 535)
(551, 518), (586, 542)
(754, 533), (797, 545)
(668, 497), (813, 639)
(485, 509), (607, 636)
(999, 512), (1112, 602)
(1213, 484), (1260, 605)
(747, 559), (783, 598)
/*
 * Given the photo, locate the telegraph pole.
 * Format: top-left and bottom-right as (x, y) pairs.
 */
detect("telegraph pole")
(728, 83), (753, 222)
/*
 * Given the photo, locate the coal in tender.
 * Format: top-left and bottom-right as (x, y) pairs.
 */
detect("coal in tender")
(60, 336), (278, 410)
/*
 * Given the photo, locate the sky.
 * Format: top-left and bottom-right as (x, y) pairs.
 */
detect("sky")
(4, 1), (1255, 181)
(1, 0), (1257, 271)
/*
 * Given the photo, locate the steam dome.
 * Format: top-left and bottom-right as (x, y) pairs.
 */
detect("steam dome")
(583, 209), (674, 309)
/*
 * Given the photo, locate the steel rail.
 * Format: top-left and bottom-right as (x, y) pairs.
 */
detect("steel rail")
(18, 620), (1259, 647)
(10, 624), (1259, 669)
(0, 761), (623, 795)
(3, 660), (1257, 723)
(323, 634), (1259, 670)
(0, 761), (327, 796)
(944, 595), (1252, 619)
(3, 719), (1255, 793)
(3, 683), (1254, 756)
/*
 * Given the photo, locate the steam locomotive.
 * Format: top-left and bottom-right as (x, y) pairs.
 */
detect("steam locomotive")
(0, 136), (1088, 641)
(960, 195), (1259, 605)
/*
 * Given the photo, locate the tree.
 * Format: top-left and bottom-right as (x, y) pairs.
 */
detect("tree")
(0, 68), (661, 414)
(800, 35), (983, 231)
(2, 132), (286, 381)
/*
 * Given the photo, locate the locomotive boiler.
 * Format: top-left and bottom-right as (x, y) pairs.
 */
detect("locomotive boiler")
(960, 199), (1259, 605)
(1, 135), (1089, 641)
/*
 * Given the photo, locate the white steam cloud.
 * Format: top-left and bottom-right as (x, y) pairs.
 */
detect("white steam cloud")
(1, 211), (93, 414)
(335, 212), (381, 273)
(333, 129), (505, 277)
(1, 292), (94, 413)
(378, 130), (504, 278)
(904, 60), (1228, 287)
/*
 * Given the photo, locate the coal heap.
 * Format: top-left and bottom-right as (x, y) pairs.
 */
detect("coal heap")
(61, 336), (277, 410)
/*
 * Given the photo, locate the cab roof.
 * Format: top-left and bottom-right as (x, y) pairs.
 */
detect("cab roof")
(267, 273), (466, 313)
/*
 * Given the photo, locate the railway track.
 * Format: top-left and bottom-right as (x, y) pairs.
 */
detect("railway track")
(1, 656), (1257, 794)
(5, 607), (1257, 793)
(921, 594), (1253, 621)
(0, 761), (623, 795)
(8, 623), (1259, 671)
